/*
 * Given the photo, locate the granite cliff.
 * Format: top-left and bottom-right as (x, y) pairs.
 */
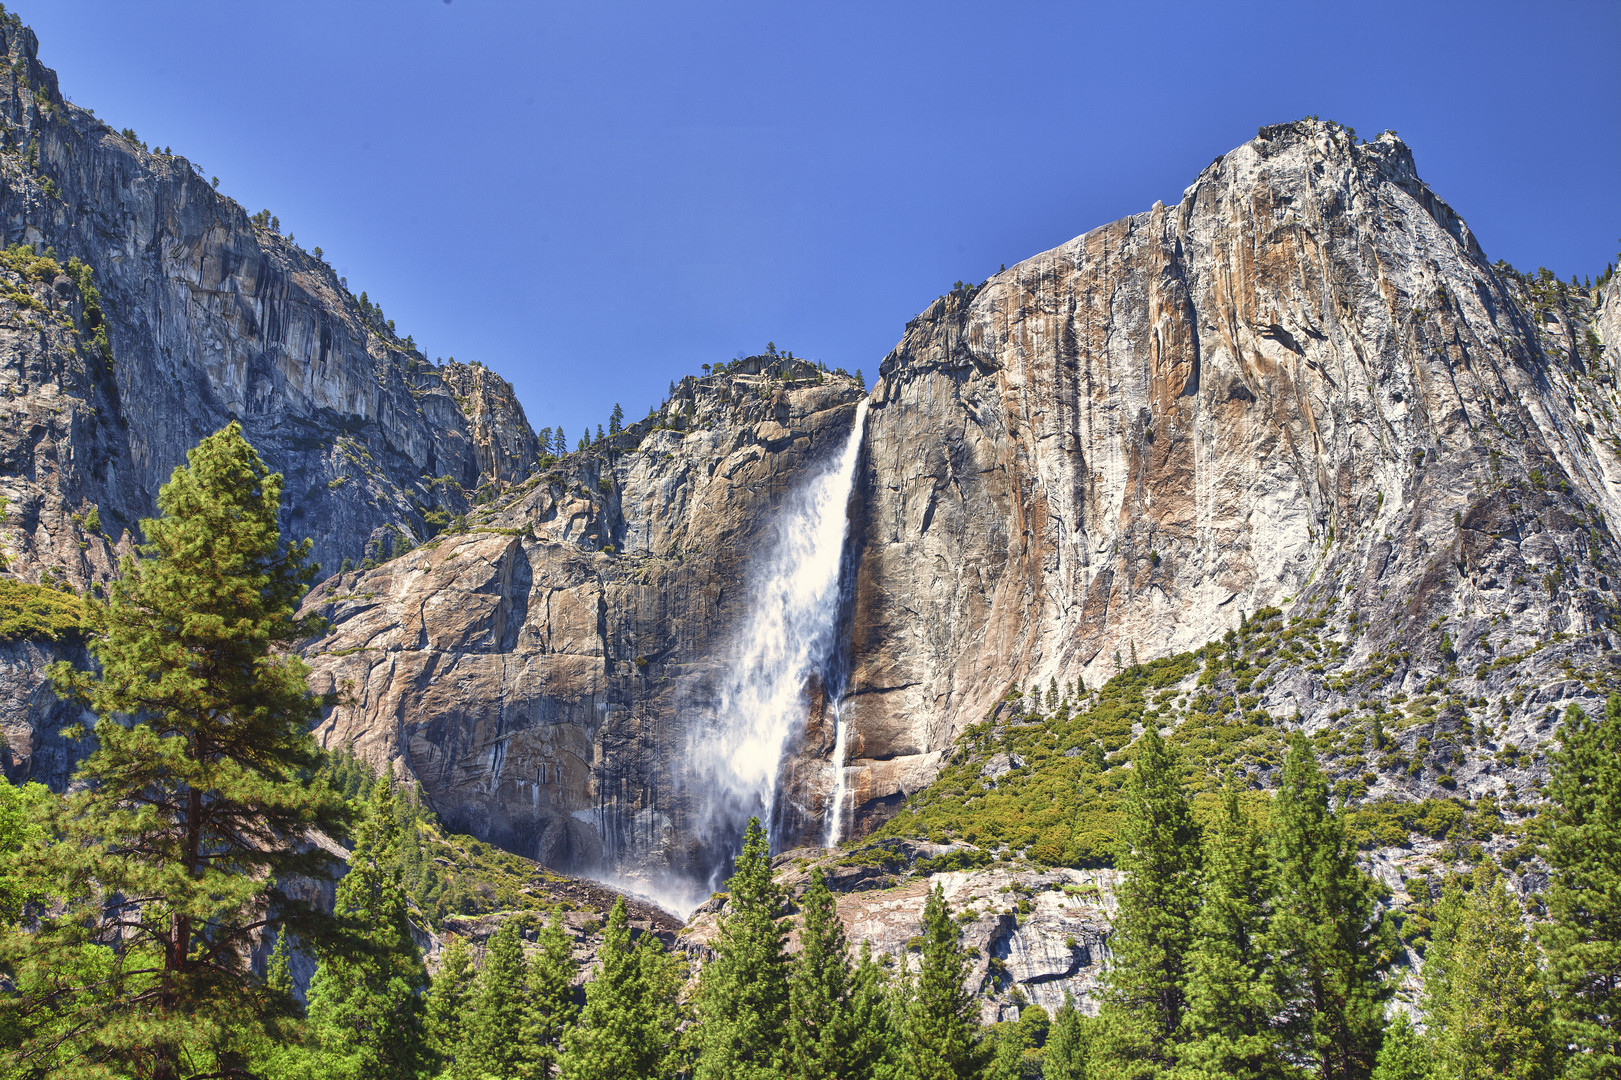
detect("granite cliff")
(301, 359), (866, 906)
(838, 121), (1621, 832)
(301, 118), (1621, 912)
(0, 19), (538, 783)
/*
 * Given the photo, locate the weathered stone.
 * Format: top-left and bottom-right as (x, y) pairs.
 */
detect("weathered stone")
(836, 120), (1621, 828)
(0, 24), (538, 784)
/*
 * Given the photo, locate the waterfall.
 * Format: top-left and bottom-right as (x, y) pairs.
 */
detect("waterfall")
(824, 699), (851, 847)
(684, 399), (867, 886)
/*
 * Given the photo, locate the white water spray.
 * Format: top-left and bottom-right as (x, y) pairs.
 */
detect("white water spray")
(685, 400), (867, 876)
(824, 699), (851, 847)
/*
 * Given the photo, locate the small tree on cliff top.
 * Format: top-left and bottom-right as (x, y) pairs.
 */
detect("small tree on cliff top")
(6, 423), (348, 1080)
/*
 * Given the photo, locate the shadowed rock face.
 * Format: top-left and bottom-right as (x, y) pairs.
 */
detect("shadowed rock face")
(0, 24), (536, 783)
(837, 120), (1621, 829)
(301, 366), (867, 902)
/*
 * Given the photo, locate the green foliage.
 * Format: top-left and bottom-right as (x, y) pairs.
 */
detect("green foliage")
(425, 936), (476, 1073)
(521, 910), (578, 1077)
(301, 778), (431, 1080)
(1423, 862), (1557, 1080)
(317, 747), (560, 929)
(0, 240), (61, 284)
(0, 577), (83, 641)
(985, 1020), (1027, 1080)
(1179, 775), (1287, 1080)
(787, 867), (884, 1080)
(1044, 994), (1092, 1080)
(0, 777), (49, 925)
(898, 884), (985, 1080)
(694, 817), (789, 1080)
(1539, 696), (1621, 1077)
(6, 423), (349, 1079)
(1269, 734), (1388, 1080)
(557, 898), (683, 1080)
(873, 650), (1201, 865)
(1091, 727), (1202, 1078)
(267, 929), (293, 1000)
(1369, 1012), (1430, 1080)
(456, 920), (527, 1080)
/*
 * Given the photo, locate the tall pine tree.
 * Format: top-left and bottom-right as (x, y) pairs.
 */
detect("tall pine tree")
(13, 423), (348, 1080)
(1179, 774), (1284, 1080)
(1423, 862), (1557, 1080)
(1270, 733), (1386, 1080)
(458, 920), (528, 1080)
(1368, 1013), (1429, 1080)
(1044, 993), (1091, 1080)
(302, 776), (432, 1080)
(521, 910), (578, 1078)
(787, 868), (862, 1080)
(693, 817), (789, 1080)
(558, 899), (682, 1080)
(849, 942), (903, 1080)
(425, 936), (477, 1075)
(1541, 697), (1621, 1078)
(1091, 726), (1203, 1079)
(898, 883), (985, 1080)
(266, 930), (294, 1000)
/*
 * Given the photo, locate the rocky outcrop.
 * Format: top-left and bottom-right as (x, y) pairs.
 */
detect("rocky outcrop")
(679, 843), (1118, 1022)
(837, 120), (1621, 829)
(0, 20), (538, 782)
(301, 363), (866, 905)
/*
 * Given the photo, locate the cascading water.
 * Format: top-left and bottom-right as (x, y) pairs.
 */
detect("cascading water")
(684, 400), (867, 887)
(823, 699), (852, 847)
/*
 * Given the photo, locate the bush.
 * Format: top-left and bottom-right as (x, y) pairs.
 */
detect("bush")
(0, 578), (84, 641)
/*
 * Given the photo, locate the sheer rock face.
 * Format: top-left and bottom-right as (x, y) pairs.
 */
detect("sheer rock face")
(0, 24), (536, 581)
(303, 121), (1620, 890)
(837, 121), (1621, 828)
(301, 367), (867, 895)
(0, 24), (536, 783)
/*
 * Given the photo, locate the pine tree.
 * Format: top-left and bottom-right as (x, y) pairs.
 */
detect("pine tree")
(12, 422), (349, 1080)
(267, 929), (294, 1000)
(609, 403), (624, 435)
(694, 816), (789, 1080)
(558, 899), (682, 1080)
(1179, 775), (1284, 1080)
(787, 868), (860, 1080)
(1368, 1012), (1430, 1080)
(1270, 733), (1387, 1080)
(1091, 727), (1202, 1079)
(1423, 862), (1557, 1080)
(521, 910), (578, 1078)
(458, 920), (528, 1080)
(849, 942), (902, 1080)
(425, 936), (477, 1073)
(1044, 993), (1091, 1080)
(1541, 697), (1621, 1078)
(303, 777), (432, 1080)
(898, 883), (985, 1080)
(986, 1021), (1026, 1080)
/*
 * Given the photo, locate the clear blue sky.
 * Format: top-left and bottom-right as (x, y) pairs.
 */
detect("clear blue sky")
(16, 1), (1620, 438)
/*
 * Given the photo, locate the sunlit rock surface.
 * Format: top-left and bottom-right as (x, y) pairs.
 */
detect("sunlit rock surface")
(840, 120), (1621, 831)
